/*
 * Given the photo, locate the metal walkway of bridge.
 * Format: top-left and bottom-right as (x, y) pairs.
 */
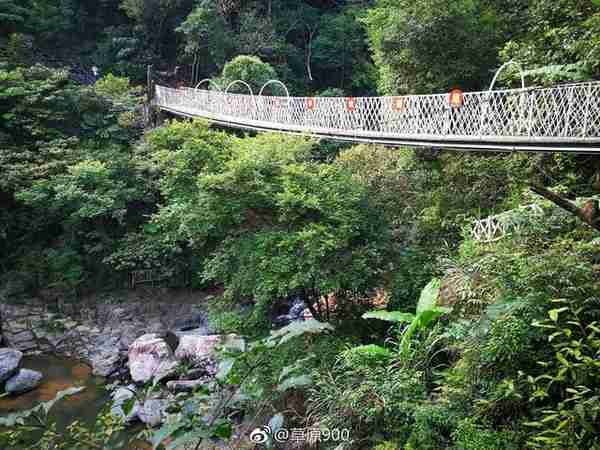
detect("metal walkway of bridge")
(153, 80), (600, 153)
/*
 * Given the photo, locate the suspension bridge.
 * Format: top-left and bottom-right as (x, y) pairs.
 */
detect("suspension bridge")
(151, 64), (600, 153)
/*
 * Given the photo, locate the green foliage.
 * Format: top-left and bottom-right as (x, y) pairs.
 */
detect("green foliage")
(147, 126), (391, 325)
(0, 63), (147, 293)
(308, 343), (426, 446)
(363, 0), (501, 93)
(451, 418), (519, 450)
(120, 0), (193, 54)
(364, 279), (450, 358)
(266, 320), (335, 347)
(500, 0), (600, 83)
(176, 3), (234, 70)
(94, 74), (133, 99)
(207, 299), (244, 334)
(219, 55), (276, 94)
(311, 10), (375, 93)
(341, 344), (393, 369)
(0, 387), (130, 449)
(406, 403), (458, 450)
(0, 0), (29, 26)
(3, 3), (600, 448)
(525, 298), (600, 449)
(152, 317), (338, 450)
(372, 442), (399, 450)
(389, 248), (436, 312)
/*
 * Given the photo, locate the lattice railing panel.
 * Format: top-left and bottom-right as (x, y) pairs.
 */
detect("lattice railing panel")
(471, 204), (545, 243)
(155, 82), (600, 145)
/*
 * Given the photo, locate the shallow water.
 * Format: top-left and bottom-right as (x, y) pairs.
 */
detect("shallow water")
(0, 355), (106, 423)
(0, 355), (151, 450)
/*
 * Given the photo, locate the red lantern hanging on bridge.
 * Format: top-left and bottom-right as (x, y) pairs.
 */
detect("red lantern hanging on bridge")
(273, 98), (280, 109)
(346, 97), (357, 112)
(306, 97), (316, 110)
(392, 96), (407, 112)
(449, 89), (464, 108)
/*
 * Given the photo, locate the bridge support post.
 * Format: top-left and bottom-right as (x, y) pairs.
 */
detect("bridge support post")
(146, 65), (164, 127)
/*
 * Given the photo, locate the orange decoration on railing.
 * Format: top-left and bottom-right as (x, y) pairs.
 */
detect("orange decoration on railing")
(306, 98), (316, 110)
(346, 97), (357, 112)
(449, 89), (464, 108)
(392, 97), (407, 112)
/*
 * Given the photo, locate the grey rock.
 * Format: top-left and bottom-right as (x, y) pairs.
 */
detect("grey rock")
(91, 352), (122, 377)
(174, 334), (244, 364)
(173, 312), (208, 332)
(128, 334), (178, 384)
(0, 348), (23, 383)
(5, 369), (43, 394)
(166, 379), (207, 392)
(138, 399), (168, 427)
(110, 385), (139, 423)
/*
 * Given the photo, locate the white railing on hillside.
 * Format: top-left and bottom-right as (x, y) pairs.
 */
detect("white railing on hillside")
(471, 204), (545, 243)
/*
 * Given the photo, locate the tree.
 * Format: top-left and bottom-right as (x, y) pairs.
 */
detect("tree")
(177, 2), (235, 75)
(311, 10), (374, 92)
(219, 55), (277, 93)
(148, 124), (391, 324)
(120, 0), (193, 56)
(363, 0), (501, 94)
(500, 0), (600, 84)
(0, 64), (144, 291)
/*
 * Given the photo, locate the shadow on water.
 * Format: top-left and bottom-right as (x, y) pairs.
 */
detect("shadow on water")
(0, 355), (151, 450)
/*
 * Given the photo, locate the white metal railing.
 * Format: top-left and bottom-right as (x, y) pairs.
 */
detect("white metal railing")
(471, 204), (545, 243)
(154, 82), (600, 149)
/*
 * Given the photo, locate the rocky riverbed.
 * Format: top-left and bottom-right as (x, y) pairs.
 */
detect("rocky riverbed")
(0, 294), (247, 431)
(0, 294), (210, 378)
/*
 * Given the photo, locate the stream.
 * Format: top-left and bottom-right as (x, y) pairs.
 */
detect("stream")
(0, 355), (150, 449)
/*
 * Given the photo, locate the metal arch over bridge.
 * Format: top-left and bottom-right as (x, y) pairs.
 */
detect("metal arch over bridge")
(153, 79), (600, 153)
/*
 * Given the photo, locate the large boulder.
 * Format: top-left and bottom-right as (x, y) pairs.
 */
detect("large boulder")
(5, 369), (43, 394)
(128, 334), (178, 384)
(0, 348), (22, 383)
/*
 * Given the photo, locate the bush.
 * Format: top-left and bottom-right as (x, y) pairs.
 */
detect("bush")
(406, 403), (458, 450)
(308, 345), (426, 446)
(341, 344), (393, 369)
(525, 297), (600, 449)
(94, 73), (132, 99)
(206, 296), (245, 335)
(220, 55), (276, 94)
(451, 418), (519, 450)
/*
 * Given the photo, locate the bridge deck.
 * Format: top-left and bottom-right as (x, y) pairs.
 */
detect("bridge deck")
(154, 82), (600, 152)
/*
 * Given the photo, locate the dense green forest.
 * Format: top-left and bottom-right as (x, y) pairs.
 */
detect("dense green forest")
(1, 0), (600, 449)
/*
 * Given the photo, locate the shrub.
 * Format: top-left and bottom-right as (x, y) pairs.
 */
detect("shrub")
(94, 73), (132, 99)
(220, 55), (276, 94)
(451, 418), (519, 450)
(341, 344), (393, 369)
(372, 442), (399, 450)
(308, 346), (426, 446)
(406, 403), (458, 450)
(525, 297), (600, 449)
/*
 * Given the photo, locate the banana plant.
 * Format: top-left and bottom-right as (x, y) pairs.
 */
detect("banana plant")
(363, 278), (451, 357)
